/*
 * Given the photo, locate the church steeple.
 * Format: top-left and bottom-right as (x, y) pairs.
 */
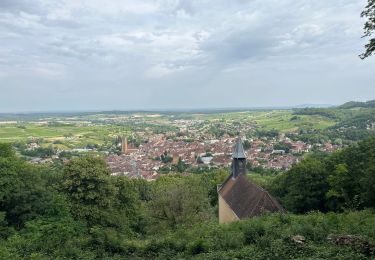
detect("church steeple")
(232, 134), (246, 159)
(231, 134), (246, 178)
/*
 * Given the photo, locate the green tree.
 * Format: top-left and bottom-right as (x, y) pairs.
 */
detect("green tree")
(0, 212), (12, 239)
(326, 163), (357, 210)
(60, 156), (117, 226)
(176, 158), (187, 173)
(272, 158), (329, 213)
(0, 143), (15, 158)
(60, 156), (145, 254)
(60, 156), (142, 235)
(326, 137), (375, 209)
(0, 147), (56, 229)
(197, 156), (203, 164)
(360, 0), (375, 59)
(148, 175), (213, 229)
(361, 157), (375, 207)
(112, 176), (141, 228)
(200, 169), (228, 207)
(5, 213), (89, 259)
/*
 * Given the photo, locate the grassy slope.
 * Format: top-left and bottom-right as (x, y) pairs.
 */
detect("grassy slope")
(251, 110), (336, 132)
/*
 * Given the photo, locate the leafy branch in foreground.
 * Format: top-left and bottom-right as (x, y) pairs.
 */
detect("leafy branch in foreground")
(360, 0), (375, 59)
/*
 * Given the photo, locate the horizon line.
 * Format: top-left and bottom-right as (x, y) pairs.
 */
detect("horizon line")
(0, 103), (337, 115)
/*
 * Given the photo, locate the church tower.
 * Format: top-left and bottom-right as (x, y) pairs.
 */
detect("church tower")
(231, 134), (246, 178)
(121, 136), (128, 155)
(217, 133), (284, 223)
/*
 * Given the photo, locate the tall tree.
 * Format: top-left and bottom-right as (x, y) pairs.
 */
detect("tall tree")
(60, 156), (117, 226)
(0, 144), (56, 229)
(360, 0), (375, 59)
(60, 155), (141, 234)
(271, 158), (329, 213)
(148, 175), (213, 229)
(327, 137), (375, 209)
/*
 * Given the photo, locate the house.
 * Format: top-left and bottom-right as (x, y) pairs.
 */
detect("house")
(217, 135), (285, 224)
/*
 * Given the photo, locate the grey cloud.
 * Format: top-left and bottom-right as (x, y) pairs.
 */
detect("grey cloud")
(0, 0), (374, 112)
(0, 0), (44, 14)
(42, 18), (82, 29)
(202, 28), (276, 65)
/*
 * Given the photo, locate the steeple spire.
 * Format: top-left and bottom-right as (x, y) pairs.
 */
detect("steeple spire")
(232, 133), (246, 159)
(231, 133), (246, 178)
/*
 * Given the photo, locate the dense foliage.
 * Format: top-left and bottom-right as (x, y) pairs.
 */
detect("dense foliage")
(361, 0), (375, 59)
(291, 106), (375, 143)
(339, 100), (375, 109)
(0, 138), (374, 258)
(271, 137), (375, 213)
(293, 108), (338, 119)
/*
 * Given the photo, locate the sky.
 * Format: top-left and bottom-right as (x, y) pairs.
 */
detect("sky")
(0, 0), (374, 112)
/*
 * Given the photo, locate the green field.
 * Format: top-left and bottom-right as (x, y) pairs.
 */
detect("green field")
(249, 111), (336, 132)
(192, 110), (337, 132)
(0, 123), (132, 149)
(0, 110), (339, 148)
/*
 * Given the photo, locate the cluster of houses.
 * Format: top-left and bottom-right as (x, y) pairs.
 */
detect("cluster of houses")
(20, 117), (343, 178)
(106, 154), (161, 181)
(104, 133), (342, 180)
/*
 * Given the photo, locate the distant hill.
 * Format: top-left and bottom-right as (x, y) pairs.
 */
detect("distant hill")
(293, 108), (338, 119)
(293, 104), (333, 108)
(338, 99), (375, 109)
(293, 99), (375, 131)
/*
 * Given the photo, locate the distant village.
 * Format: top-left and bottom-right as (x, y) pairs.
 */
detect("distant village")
(17, 117), (344, 180)
(105, 132), (341, 181)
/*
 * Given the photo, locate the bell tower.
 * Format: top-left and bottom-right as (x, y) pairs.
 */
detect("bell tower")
(231, 134), (246, 179)
(121, 136), (128, 155)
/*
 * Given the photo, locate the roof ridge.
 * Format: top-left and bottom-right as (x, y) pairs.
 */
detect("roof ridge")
(249, 190), (266, 217)
(218, 172), (234, 192)
(264, 191), (285, 211)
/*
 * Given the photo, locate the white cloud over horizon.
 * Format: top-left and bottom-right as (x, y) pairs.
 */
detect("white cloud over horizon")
(0, 0), (374, 112)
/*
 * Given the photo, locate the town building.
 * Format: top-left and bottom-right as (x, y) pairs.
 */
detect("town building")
(121, 136), (138, 155)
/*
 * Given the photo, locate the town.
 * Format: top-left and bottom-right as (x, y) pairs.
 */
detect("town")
(106, 130), (341, 180)
(3, 105), (371, 181)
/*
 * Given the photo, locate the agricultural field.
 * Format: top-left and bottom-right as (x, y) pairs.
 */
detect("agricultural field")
(176, 110), (337, 132)
(0, 112), (320, 137)
(249, 110), (336, 132)
(0, 123), (131, 149)
(0, 107), (372, 151)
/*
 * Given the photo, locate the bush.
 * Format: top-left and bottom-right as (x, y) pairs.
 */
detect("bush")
(188, 239), (209, 255)
(241, 222), (266, 244)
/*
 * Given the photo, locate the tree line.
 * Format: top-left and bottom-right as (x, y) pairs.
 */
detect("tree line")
(270, 137), (375, 213)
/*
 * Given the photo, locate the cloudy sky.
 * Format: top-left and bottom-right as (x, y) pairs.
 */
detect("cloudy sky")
(0, 0), (374, 112)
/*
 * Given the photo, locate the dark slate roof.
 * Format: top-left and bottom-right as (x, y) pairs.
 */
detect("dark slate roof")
(218, 174), (285, 219)
(232, 136), (246, 159)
